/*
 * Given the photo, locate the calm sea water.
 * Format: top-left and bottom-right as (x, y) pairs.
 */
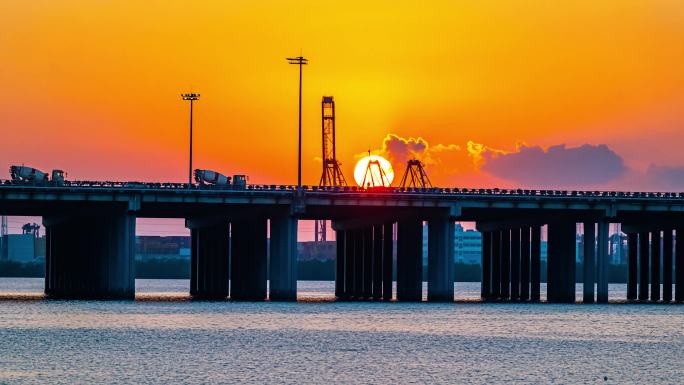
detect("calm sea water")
(1, 278), (683, 384)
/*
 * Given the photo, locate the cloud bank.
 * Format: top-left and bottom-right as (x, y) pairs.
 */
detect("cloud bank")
(372, 133), (684, 191)
(480, 143), (626, 188)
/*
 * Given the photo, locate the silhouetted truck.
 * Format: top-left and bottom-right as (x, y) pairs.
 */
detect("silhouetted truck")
(194, 169), (247, 188)
(10, 166), (65, 185)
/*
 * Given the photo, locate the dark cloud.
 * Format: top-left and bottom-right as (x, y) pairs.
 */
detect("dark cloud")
(481, 144), (626, 188)
(379, 134), (458, 167)
(374, 133), (461, 171)
(383, 134), (429, 162)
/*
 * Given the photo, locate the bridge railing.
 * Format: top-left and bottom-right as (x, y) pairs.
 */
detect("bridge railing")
(2, 179), (684, 199)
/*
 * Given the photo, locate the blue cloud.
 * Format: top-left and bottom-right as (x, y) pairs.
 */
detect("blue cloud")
(482, 144), (626, 188)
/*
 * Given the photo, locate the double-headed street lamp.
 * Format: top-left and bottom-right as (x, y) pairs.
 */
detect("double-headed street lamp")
(287, 56), (307, 189)
(181, 93), (200, 188)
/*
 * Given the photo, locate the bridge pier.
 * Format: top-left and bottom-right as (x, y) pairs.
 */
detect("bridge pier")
(353, 228), (364, 297)
(372, 225), (383, 300)
(346, 228), (359, 297)
(427, 217), (454, 302)
(335, 230), (347, 299)
(333, 222), (393, 301)
(187, 220), (230, 299)
(478, 223), (541, 302)
(481, 231), (492, 300)
(520, 227), (531, 301)
(638, 231), (650, 301)
(342, 229), (356, 298)
(230, 218), (268, 301)
(489, 231), (501, 300)
(510, 227), (521, 301)
(547, 222), (576, 303)
(362, 227), (373, 298)
(382, 223), (394, 300)
(627, 232), (638, 300)
(269, 214), (298, 301)
(651, 230), (661, 301)
(501, 229), (511, 300)
(44, 210), (135, 299)
(583, 222), (595, 303)
(530, 225), (541, 302)
(597, 221), (609, 303)
(676, 227), (684, 303)
(397, 219), (423, 301)
(663, 229), (673, 302)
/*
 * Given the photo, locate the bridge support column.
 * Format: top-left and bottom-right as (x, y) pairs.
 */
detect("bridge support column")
(651, 230), (661, 301)
(343, 229), (356, 299)
(481, 231), (492, 301)
(270, 215), (298, 301)
(676, 227), (684, 303)
(583, 222), (595, 303)
(530, 225), (541, 302)
(627, 232), (638, 300)
(362, 227), (373, 298)
(638, 231), (650, 301)
(335, 230), (346, 299)
(353, 228), (364, 297)
(501, 229), (511, 300)
(397, 219), (423, 301)
(44, 210), (135, 299)
(547, 222), (576, 303)
(597, 221), (609, 303)
(187, 221), (230, 299)
(663, 229), (673, 302)
(372, 225), (383, 300)
(382, 223), (394, 301)
(510, 228), (521, 301)
(520, 227), (531, 301)
(230, 218), (267, 301)
(492, 230), (502, 300)
(427, 217), (454, 302)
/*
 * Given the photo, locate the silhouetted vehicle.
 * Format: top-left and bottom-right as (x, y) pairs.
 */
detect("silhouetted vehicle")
(10, 165), (64, 185)
(194, 169), (248, 189)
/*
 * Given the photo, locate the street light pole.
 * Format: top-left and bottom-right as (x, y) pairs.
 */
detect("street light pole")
(181, 93), (200, 188)
(287, 56), (307, 189)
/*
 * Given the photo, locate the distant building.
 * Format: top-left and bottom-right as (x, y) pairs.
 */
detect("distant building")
(6, 234), (35, 262)
(454, 224), (482, 264)
(421, 223), (483, 265)
(136, 236), (191, 261)
(298, 241), (336, 261)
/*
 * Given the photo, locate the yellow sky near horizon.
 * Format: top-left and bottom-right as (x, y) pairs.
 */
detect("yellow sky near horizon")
(1, 1), (684, 187)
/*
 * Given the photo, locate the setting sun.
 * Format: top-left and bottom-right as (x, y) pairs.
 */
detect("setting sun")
(353, 155), (394, 188)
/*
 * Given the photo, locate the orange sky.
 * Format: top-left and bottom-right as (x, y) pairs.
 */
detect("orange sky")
(2, 1), (684, 189)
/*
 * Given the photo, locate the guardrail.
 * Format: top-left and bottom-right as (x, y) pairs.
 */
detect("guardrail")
(2, 179), (684, 199)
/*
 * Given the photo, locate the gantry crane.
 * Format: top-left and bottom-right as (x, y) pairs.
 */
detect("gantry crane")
(399, 159), (432, 188)
(315, 96), (347, 242)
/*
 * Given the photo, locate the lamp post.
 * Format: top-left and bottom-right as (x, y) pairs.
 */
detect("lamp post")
(181, 93), (200, 188)
(286, 56), (307, 189)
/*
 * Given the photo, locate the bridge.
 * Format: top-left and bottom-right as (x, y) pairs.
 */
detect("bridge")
(2, 179), (683, 303)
